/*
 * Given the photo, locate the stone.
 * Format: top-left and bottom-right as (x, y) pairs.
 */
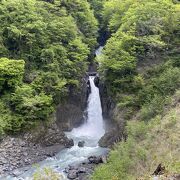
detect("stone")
(0, 122), (72, 177)
(65, 139), (74, 148)
(78, 141), (85, 147)
(98, 128), (121, 148)
(64, 167), (69, 173)
(67, 170), (78, 179)
(68, 165), (78, 171)
(64, 155), (104, 180)
(153, 164), (165, 175)
(23, 152), (28, 156)
(78, 167), (86, 173)
(88, 156), (102, 164)
(46, 152), (55, 157)
(101, 155), (107, 163)
(12, 169), (22, 177)
(19, 142), (26, 147)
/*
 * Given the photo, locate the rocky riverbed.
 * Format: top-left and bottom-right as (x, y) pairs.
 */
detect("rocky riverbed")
(0, 123), (73, 177)
(64, 155), (107, 180)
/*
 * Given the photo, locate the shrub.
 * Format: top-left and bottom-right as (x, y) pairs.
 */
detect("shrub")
(3, 115), (25, 134)
(10, 85), (54, 121)
(0, 58), (25, 92)
(139, 95), (169, 121)
(127, 121), (148, 141)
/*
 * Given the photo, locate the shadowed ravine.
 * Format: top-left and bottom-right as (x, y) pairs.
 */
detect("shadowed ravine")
(3, 72), (108, 180)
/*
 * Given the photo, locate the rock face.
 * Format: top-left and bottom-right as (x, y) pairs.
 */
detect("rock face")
(98, 128), (122, 147)
(0, 122), (73, 176)
(94, 75), (99, 87)
(56, 77), (89, 131)
(99, 82), (115, 120)
(99, 82), (126, 147)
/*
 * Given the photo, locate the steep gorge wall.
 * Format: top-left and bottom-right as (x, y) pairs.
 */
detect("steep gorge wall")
(56, 77), (90, 131)
(98, 83), (126, 147)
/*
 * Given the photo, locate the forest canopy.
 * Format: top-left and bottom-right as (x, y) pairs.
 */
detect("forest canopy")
(0, 0), (98, 135)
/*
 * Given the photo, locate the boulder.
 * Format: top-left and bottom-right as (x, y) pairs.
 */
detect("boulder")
(65, 139), (74, 148)
(78, 141), (85, 147)
(78, 167), (86, 173)
(46, 152), (55, 157)
(101, 155), (107, 163)
(68, 165), (78, 171)
(67, 170), (78, 179)
(64, 167), (69, 173)
(88, 156), (103, 164)
(64, 154), (108, 180)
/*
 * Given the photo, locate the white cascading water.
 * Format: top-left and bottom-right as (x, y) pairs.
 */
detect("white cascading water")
(70, 76), (105, 142)
(2, 68), (107, 180)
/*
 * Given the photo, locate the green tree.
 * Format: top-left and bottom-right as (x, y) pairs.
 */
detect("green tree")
(0, 58), (25, 92)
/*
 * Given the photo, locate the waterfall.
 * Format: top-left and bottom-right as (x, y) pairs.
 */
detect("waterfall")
(70, 76), (105, 143)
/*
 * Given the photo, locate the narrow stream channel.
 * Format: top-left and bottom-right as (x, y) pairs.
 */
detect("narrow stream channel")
(3, 47), (108, 179)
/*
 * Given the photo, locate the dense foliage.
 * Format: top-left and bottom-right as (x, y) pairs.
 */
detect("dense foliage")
(0, 58), (25, 92)
(88, 0), (104, 20)
(60, 0), (98, 50)
(97, 0), (180, 120)
(0, 0), (98, 135)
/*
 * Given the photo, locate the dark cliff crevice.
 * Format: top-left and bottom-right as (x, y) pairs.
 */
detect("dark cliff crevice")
(56, 76), (90, 131)
(97, 28), (110, 46)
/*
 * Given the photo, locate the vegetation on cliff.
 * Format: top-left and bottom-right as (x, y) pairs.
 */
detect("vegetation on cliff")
(92, 0), (180, 179)
(0, 0), (98, 135)
(98, 0), (179, 110)
(93, 91), (180, 179)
